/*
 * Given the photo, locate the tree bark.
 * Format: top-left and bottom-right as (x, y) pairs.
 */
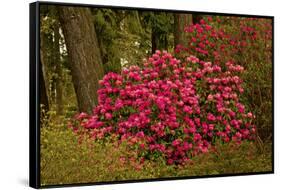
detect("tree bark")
(151, 12), (169, 54)
(174, 13), (193, 48)
(58, 7), (104, 113)
(39, 38), (49, 111)
(53, 19), (63, 115)
(151, 28), (168, 54)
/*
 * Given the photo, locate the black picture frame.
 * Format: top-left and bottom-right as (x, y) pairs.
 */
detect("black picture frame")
(30, 1), (274, 189)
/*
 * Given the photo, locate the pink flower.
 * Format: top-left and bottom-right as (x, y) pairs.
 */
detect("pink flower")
(136, 131), (145, 138)
(183, 105), (193, 114)
(235, 132), (242, 139)
(226, 124), (231, 131)
(251, 127), (256, 133)
(139, 143), (145, 149)
(207, 113), (216, 121)
(207, 94), (214, 101)
(205, 24), (212, 31)
(115, 80), (122, 85)
(209, 124), (214, 130)
(167, 159), (174, 165)
(247, 112), (253, 118)
(105, 113), (112, 120)
(76, 112), (88, 120)
(172, 139), (181, 147)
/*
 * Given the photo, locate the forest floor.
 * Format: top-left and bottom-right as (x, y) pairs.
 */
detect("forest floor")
(40, 124), (272, 186)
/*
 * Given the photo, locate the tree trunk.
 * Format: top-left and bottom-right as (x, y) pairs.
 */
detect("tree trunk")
(192, 15), (203, 24)
(53, 19), (63, 115)
(39, 38), (49, 111)
(151, 12), (169, 54)
(151, 28), (168, 54)
(174, 13), (193, 48)
(151, 30), (157, 54)
(58, 7), (104, 113)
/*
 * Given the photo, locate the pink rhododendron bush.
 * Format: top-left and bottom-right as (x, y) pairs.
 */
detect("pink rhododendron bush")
(176, 16), (272, 65)
(69, 50), (256, 165)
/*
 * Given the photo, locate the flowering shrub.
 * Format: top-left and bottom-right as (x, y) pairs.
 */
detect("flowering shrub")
(176, 16), (272, 65)
(175, 16), (272, 139)
(69, 49), (256, 165)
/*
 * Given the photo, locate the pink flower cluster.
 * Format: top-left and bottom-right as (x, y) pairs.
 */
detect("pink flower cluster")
(70, 50), (256, 165)
(176, 16), (271, 66)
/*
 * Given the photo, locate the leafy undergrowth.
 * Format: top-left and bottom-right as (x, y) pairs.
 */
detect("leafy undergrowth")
(41, 126), (272, 186)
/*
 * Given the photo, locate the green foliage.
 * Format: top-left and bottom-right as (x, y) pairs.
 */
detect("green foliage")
(140, 11), (173, 37)
(92, 9), (122, 73)
(142, 12), (175, 52)
(175, 141), (272, 176)
(41, 117), (272, 185)
(40, 6), (76, 114)
(116, 10), (152, 68)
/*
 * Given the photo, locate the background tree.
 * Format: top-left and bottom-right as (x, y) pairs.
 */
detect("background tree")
(150, 12), (172, 53)
(192, 14), (203, 24)
(92, 8), (122, 73)
(139, 12), (174, 54)
(40, 6), (65, 114)
(174, 13), (193, 47)
(58, 6), (104, 113)
(39, 50), (49, 111)
(117, 10), (151, 67)
(52, 9), (63, 115)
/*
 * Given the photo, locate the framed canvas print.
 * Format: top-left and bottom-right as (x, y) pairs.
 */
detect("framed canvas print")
(29, 1), (274, 188)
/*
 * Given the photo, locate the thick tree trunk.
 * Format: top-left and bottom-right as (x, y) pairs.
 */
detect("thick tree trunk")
(58, 7), (104, 113)
(174, 13), (193, 48)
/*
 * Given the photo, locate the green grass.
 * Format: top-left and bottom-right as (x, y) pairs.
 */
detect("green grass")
(40, 124), (272, 186)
